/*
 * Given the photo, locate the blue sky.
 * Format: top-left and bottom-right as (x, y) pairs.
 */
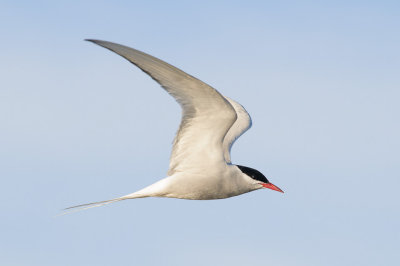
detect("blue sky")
(1, 1), (399, 265)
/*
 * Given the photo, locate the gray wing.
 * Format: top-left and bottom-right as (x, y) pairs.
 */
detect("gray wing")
(87, 40), (237, 176)
(222, 97), (252, 163)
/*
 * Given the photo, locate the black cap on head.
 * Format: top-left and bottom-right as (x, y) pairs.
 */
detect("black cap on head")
(236, 165), (269, 183)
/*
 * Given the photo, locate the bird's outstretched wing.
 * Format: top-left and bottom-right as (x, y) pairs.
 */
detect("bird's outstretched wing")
(222, 97), (252, 163)
(87, 40), (237, 176)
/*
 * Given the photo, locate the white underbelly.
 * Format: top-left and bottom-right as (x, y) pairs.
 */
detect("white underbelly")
(161, 170), (251, 200)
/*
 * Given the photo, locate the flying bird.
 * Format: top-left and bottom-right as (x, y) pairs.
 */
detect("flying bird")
(66, 40), (283, 213)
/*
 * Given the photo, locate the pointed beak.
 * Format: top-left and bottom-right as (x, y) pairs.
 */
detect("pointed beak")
(262, 183), (284, 193)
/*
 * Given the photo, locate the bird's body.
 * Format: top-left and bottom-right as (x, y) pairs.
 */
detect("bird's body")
(66, 40), (283, 213)
(126, 164), (255, 200)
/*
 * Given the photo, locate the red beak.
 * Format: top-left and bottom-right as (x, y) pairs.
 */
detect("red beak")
(262, 183), (284, 193)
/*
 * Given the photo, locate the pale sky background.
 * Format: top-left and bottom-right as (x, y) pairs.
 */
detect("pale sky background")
(1, 1), (399, 266)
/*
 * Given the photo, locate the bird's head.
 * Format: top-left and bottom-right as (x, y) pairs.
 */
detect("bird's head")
(237, 165), (284, 193)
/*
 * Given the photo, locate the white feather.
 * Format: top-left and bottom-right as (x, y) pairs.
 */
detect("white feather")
(86, 40), (238, 176)
(222, 97), (252, 163)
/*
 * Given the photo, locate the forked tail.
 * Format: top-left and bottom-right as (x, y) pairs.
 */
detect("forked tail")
(60, 192), (146, 215)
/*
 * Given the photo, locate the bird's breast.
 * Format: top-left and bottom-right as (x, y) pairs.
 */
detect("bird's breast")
(159, 166), (252, 200)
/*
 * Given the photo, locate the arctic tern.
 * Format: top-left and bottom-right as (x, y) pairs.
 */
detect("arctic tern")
(66, 40), (283, 213)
